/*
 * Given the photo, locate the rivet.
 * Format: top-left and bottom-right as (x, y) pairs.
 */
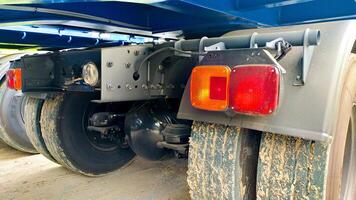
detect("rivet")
(126, 84), (133, 90)
(106, 84), (113, 90)
(125, 63), (131, 68)
(106, 62), (113, 68)
(134, 50), (140, 56)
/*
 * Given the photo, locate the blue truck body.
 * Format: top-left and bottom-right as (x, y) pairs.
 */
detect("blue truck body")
(0, 0), (355, 48)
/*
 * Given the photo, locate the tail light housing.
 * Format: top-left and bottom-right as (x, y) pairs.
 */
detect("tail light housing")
(190, 65), (280, 116)
(7, 68), (22, 90)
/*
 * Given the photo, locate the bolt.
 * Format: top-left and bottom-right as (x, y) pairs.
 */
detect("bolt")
(158, 65), (164, 71)
(106, 84), (113, 90)
(141, 84), (148, 89)
(296, 75), (301, 80)
(156, 84), (163, 89)
(167, 84), (175, 89)
(106, 62), (113, 68)
(126, 84), (133, 90)
(125, 63), (131, 68)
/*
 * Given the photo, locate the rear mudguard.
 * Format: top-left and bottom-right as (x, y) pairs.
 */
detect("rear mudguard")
(178, 20), (356, 142)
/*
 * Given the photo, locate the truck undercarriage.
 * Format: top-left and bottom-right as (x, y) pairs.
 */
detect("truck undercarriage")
(0, 1), (355, 199)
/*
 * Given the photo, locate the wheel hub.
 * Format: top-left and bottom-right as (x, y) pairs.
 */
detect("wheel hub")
(84, 105), (128, 152)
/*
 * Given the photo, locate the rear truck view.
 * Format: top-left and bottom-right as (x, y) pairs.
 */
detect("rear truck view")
(6, 20), (356, 199)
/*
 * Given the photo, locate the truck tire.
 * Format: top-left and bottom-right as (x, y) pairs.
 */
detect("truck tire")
(257, 54), (356, 200)
(187, 121), (261, 199)
(24, 97), (57, 162)
(0, 83), (36, 153)
(40, 93), (135, 176)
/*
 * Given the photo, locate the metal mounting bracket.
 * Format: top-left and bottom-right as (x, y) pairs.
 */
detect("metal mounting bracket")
(204, 42), (226, 52)
(198, 36), (208, 62)
(250, 32), (258, 48)
(293, 28), (316, 86)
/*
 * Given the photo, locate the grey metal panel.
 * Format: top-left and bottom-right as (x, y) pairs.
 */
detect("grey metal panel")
(100, 45), (196, 102)
(178, 20), (356, 142)
(101, 45), (153, 102)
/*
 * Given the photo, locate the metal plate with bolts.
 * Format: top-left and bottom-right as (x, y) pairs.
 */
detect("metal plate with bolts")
(100, 44), (196, 102)
(100, 45), (153, 102)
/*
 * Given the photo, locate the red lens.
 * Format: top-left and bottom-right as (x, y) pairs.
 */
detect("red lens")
(6, 69), (15, 89)
(210, 76), (227, 100)
(6, 69), (22, 90)
(230, 65), (280, 115)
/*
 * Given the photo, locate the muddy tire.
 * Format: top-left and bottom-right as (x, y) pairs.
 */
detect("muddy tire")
(257, 54), (356, 200)
(187, 121), (261, 199)
(256, 133), (329, 199)
(24, 97), (57, 162)
(40, 93), (135, 176)
(0, 83), (36, 153)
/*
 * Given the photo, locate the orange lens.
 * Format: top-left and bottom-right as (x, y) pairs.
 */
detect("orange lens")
(7, 68), (22, 91)
(190, 65), (230, 111)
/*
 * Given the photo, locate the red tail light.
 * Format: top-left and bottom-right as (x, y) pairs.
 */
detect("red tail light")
(230, 65), (280, 115)
(7, 69), (22, 90)
(190, 64), (280, 116)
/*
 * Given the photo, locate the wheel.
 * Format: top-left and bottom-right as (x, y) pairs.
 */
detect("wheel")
(40, 93), (135, 176)
(187, 122), (261, 199)
(24, 97), (57, 162)
(257, 54), (356, 200)
(0, 83), (36, 153)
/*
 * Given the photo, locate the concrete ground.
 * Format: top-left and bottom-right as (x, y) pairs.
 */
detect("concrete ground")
(0, 141), (190, 200)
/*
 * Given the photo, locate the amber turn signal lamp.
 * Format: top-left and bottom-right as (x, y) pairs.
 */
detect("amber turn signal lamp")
(190, 65), (230, 111)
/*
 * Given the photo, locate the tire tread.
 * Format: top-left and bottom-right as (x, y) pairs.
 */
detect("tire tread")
(188, 121), (258, 200)
(25, 97), (57, 162)
(0, 84), (36, 153)
(257, 133), (329, 200)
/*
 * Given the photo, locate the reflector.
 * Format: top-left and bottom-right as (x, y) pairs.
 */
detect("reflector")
(190, 65), (230, 111)
(210, 76), (227, 100)
(230, 65), (280, 115)
(7, 69), (22, 90)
